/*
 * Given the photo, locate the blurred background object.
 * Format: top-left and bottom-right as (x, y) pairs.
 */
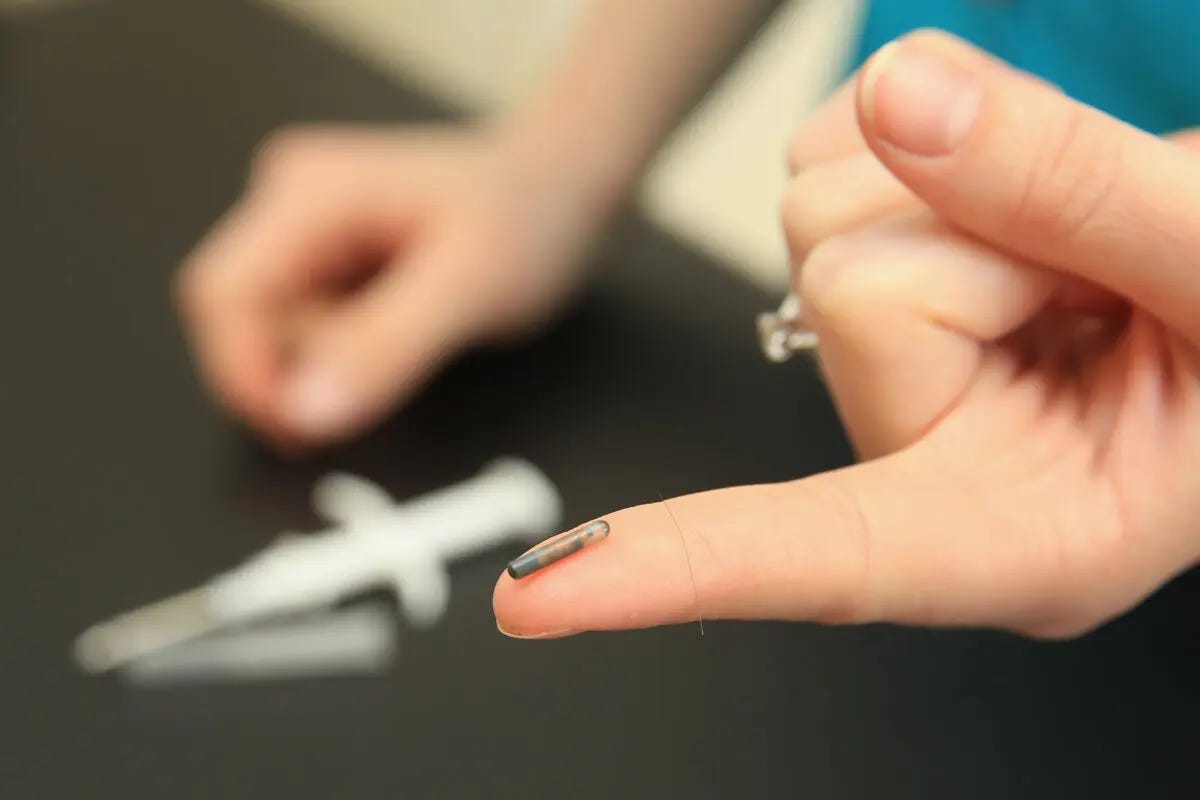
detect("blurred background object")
(74, 459), (561, 675)
(261, 0), (865, 291)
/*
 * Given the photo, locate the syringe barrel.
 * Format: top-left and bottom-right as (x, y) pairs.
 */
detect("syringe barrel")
(207, 458), (561, 620)
(392, 457), (562, 561)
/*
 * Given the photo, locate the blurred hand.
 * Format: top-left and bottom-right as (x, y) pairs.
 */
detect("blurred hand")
(494, 32), (1200, 640)
(178, 126), (606, 445)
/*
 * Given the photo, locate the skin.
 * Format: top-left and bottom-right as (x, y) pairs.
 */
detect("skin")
(177, 127), (607, 444)
(493, 32), (1200, 640)
(175, 0), (769, 446)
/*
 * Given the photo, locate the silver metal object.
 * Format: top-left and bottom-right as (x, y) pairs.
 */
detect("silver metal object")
(756, 293), (818, 362)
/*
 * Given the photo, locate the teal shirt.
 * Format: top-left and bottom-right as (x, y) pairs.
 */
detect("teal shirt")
(853, 0), (1200, 134)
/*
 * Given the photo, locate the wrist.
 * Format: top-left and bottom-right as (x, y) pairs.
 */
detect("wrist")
(485, 105), (643, 221)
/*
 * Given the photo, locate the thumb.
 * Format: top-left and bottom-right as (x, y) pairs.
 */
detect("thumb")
(279, 245), (468, 443)
(855, 31), (1200, 344)
(493, 451), (1070, 639)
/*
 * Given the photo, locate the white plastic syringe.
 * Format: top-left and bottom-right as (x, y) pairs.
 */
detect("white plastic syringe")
(74, 457), (561, 673)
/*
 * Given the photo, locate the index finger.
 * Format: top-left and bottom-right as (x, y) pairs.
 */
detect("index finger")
(490, 449), (1096, 638)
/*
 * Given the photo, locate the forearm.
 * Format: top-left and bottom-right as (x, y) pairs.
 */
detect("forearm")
(493, 0), (775, 210)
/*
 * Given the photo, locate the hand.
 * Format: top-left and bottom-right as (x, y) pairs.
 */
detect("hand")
(177, 126), (608, 445)
(494, 32), (1200, 640)
(782, 41), (1200, 268)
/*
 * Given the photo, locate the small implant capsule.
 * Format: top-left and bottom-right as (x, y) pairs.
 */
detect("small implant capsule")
(506, 520), (610, 579)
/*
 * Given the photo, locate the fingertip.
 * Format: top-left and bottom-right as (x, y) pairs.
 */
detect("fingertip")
(491, 547), (608, 637)
(861, 40), (984, 159)
(491, 506), (667, 636)
(276, 254), (466, 444)
(856, 40), (901, 135)
(494, 619), (576, 641)
(279, 359), (367, 443)
(856, 30), (1009, 151)
(491, 572), (529, 634)
(189, 317), (289, 434)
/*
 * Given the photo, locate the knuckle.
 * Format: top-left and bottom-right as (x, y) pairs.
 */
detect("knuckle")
(171, 268), (196, 319)
(796, 477), (878, 626)
(171, 266), (192, 313)
(1003, 559), (1113, 641)
(781, 171), (845, 260)
(172, 260), (208, 318)
(250, 126), (332, 184)
(174, 255), (232, 321)
(784, 137), (803, 176)
(1010, 105), (1122, 246)
(174, 270), (214, 320)
(785, 128), (817, 176)
(798, 235), (899, 328)
(900, 28), (959, 50)
(1010, 610), (1101, 641)
(1006, 503), (1133, 641)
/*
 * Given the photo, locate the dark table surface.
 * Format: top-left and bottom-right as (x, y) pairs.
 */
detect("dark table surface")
(1, 2), (1198, 797)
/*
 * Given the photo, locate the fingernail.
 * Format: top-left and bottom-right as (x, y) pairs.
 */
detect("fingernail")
(861, 41), (982, 156)
(495, 621), (575, 640)
(283, 362), (360, 440)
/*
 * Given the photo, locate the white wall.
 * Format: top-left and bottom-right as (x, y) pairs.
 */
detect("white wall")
(260, 0), (588, 111)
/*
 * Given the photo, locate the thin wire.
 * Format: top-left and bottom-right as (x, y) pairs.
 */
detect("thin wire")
(658, 491), (704, 636)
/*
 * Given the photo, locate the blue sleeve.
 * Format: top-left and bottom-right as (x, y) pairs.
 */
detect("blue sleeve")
(850, 0), (1200, 134)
